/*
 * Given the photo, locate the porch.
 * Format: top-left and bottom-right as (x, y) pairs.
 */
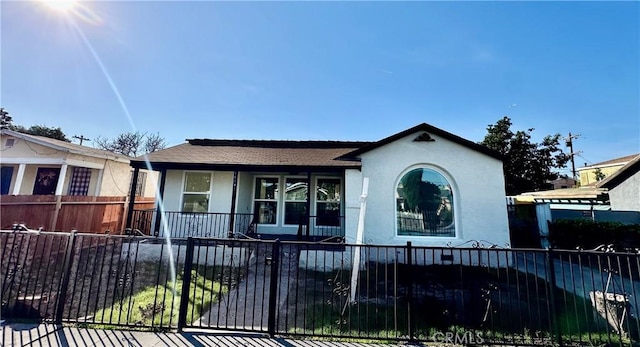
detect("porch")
(129, 209), (345, 241)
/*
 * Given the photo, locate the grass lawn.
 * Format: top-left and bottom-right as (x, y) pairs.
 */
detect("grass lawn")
(89, 266), (227, 329)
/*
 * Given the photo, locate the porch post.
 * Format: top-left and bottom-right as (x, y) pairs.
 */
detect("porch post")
(125, 167), (139, 229)
(228, 170), (239, 237)
(153, 168), (167, 236)
(54, 164), (69, 196)
(11, 163), (26, 195)
(306, 171), (311, 238)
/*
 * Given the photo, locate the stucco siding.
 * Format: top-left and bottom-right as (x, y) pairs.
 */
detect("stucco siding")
(98, 161), (133, 196)
(0, 135), (64, 159)
(236, 172), (254, 214)
(163, 170), (186, 211)
(211, 171), (233, 213)
(357, 132), (509, 247)
(608, 172), (640, 211)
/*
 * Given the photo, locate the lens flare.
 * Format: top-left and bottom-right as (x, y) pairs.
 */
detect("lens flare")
(41, 0), (78, 13)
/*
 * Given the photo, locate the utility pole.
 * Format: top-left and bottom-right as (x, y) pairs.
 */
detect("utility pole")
(565, 133), (581, 181)
(73, 135), (91, 146)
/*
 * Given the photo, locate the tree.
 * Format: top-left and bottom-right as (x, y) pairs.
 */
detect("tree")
(594, 168), (606, 182)
(19, 125), (71, 142)
(480, 116), (570, 195)
(95, 131), (166, 156)
(0, 108), (12, 129)
(1, 108), (71, 141)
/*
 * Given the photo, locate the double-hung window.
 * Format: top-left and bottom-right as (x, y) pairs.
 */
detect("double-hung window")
(316, 178), (341, 226)
(254, 177), (278, 224)
(182, 172), (211, 213)
(284, 177), (307, 225)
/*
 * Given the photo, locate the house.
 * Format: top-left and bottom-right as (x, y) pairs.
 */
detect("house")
(127, 123), (510, 247)
(576, 153), (639, 186)
(0, 129), (156, 198)
(597, 155), (640, 212)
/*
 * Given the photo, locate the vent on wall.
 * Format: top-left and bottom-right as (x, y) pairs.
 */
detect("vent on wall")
(5, 139), (15, 147)
(414, 132), (435, 142)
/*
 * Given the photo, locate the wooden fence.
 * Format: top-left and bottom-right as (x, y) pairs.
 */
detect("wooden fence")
(0, 195), (155, 234)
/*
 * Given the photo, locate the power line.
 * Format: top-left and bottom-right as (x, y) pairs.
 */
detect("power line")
(565, 132), (582, 181)
(73, 135), (91, 145)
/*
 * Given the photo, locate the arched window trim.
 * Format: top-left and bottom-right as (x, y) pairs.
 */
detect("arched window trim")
(394, 165), (459, 239)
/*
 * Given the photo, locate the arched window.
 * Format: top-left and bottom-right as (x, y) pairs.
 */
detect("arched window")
(396, 168), (455, 237)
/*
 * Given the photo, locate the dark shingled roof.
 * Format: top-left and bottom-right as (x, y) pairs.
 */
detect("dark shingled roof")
(132, 140), (370, 170)
(130, 123), (503, 170)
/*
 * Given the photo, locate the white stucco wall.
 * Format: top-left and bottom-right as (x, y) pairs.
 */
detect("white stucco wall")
(355, 131), (510, 247)
(235, 172), (254, 214)
(99, 160), (133, 196)
(608, 171), (640, 211)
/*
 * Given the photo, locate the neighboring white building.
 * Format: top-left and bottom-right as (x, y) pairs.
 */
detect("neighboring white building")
(128, 123), (510, 247)
(0, 129), (156, 198)
(598, 155), (640, 212)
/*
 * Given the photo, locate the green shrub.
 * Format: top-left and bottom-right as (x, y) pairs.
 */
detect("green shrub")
(548, 219), (640, 250)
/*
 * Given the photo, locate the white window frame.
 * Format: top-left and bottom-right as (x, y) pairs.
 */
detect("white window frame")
(394, 166), (457, 238)
(283, 176), (308, 226)
(253, 175), (280, 225)
(314, 176), (343, 227)
(180, 171), (213, 213)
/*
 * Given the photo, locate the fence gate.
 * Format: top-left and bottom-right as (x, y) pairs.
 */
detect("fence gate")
(178, 238), (286, 334)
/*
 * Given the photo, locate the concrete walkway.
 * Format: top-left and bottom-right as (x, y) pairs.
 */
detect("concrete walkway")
(195, 244), (300, 331)
(2, 323), (400, 347)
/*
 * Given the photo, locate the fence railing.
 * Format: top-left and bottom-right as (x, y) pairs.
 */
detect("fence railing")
(298, 216), (345, 241)
(2, 229), (639, 346)
(130, 210), (346, 241)
(129, 210), (255, 238)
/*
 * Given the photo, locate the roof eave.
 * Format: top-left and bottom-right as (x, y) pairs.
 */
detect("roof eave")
(335, 123), (504, 161)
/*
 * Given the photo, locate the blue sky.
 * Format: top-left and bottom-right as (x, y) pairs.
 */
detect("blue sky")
(1, 1), (638, 174)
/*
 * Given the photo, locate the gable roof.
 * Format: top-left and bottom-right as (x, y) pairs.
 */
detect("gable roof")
(0, 129), (131, 163)
(336, 123), (503, 161)
(576, 153), (639, 171)
(131, 140), (369, 171)
(597, 155), (640, 189)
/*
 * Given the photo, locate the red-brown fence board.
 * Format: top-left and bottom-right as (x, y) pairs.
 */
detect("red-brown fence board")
(0, 196), (155, 234)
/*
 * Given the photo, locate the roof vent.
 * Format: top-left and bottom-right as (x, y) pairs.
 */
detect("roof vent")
(5, 138), (15, 147)
(413, 133), (435, 142)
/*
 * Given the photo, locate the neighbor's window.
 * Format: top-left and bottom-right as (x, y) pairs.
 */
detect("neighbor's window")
(284, 177), (307, 225)
(68, 167), (92, 196)
(182, 172), (211, 213)
(254, 177), (278, 224)
(316, 178), (341, 226)
(396, 168), (455, 237)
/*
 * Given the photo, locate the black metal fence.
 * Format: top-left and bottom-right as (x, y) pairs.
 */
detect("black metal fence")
(129, 211), (255, 238)
(130, 210), (346, 241)
(2, 229), (640, 346)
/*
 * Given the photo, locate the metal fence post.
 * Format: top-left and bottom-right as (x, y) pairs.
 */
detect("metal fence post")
(546, 249), (563, 346)
(406, 241), (414, 341)
(55, 231), (77, 323)
(177, 237), (195, 332)
(267, 239), (281, 337)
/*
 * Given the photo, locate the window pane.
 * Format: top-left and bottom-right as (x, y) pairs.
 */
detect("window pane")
(317, 202), (341, 226)
(285, 202), (306, 225)
(397, 168), (454, 237)
(184, 172), (211, 192)
(285, 178), (307, 201)
(317, 179), (341, 202)
(254, 201), (277, 224)
(255, 178), (278, 200)
(182, 194), (209, 213)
